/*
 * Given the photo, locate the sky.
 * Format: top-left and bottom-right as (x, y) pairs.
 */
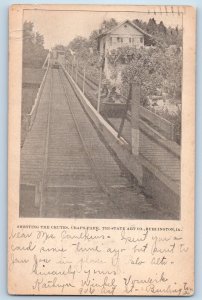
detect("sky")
(23, 8), (183, 49)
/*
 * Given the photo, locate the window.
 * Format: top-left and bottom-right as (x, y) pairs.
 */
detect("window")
(117, 37), (120, 42)
(140, 37), (143, 43)
(129, 37), (132, 43)
(110, 37), (112, 45)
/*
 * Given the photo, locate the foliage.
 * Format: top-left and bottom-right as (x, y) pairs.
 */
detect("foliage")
(99, 18), (118, 33)
(23, 21), (48, 68)
(64, 17), (182, 97)
(65, 19), (119, 68)
(63, 17), (182, 143)
(107, 45), (182, 103)
(133, 18), (183, 47)
(107, 42), (182, 144)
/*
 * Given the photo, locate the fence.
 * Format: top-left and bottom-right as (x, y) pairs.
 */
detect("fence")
(64, 59), (176, 142)
(61, 62), (180, 216)
(140, 106), (175, 140)
(27, 60), (50, 130)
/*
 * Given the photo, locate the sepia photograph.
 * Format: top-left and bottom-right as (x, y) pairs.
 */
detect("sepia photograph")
(19, 7), (182, 220)
(8, 5), (195, 296)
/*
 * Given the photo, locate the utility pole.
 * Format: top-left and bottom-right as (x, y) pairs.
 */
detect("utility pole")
(76, 60), (78, 83)
(71, 60), (73, 77)
(117, 84), (132, 138)
(71, 54), (76, 78)
(131, 83), (141, 156)
(97, 67), (102, 113)
(97, 55), (104, 113)
(83, 65), (86, 94)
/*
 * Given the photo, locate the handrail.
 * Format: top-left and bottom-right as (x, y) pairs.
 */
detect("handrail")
(62, 62), (180, 158)
(27, 62), (50, 130)
(61, 63), (180, 195)
(65, 59), (175, 140)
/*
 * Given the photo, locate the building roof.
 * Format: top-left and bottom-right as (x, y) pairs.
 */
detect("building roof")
(97, 19), (153, 40)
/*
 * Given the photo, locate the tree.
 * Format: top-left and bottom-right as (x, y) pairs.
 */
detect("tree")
(106, 45), (182, 103)
(66, 36), (92, 66)
(133, 19), (147, 31)
(23, 21), (35, 42)
(35, 32), (44, 47)
(66, 20), (117, 67)
(147, 18), (158, 35)
(158, 21), (167, 35)
(89, 30), (100, 53)
(100, 18), (118, 33)
(23, 21), (48, 68)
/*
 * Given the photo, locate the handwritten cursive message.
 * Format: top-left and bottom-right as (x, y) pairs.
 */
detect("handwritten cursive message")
(8, 224), (193, 295)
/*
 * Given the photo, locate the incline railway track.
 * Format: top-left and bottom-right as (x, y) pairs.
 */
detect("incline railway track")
(39, 67), (53, 216)
(38, 67), (120, 217)
(58, 69), (111, 196)
(20, 64), (173, 219)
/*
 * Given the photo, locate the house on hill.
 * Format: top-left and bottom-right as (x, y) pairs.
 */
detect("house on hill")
(97, 19), (154, 82)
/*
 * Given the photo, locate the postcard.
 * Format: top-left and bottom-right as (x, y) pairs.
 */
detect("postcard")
(8, 4), (195, 295)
